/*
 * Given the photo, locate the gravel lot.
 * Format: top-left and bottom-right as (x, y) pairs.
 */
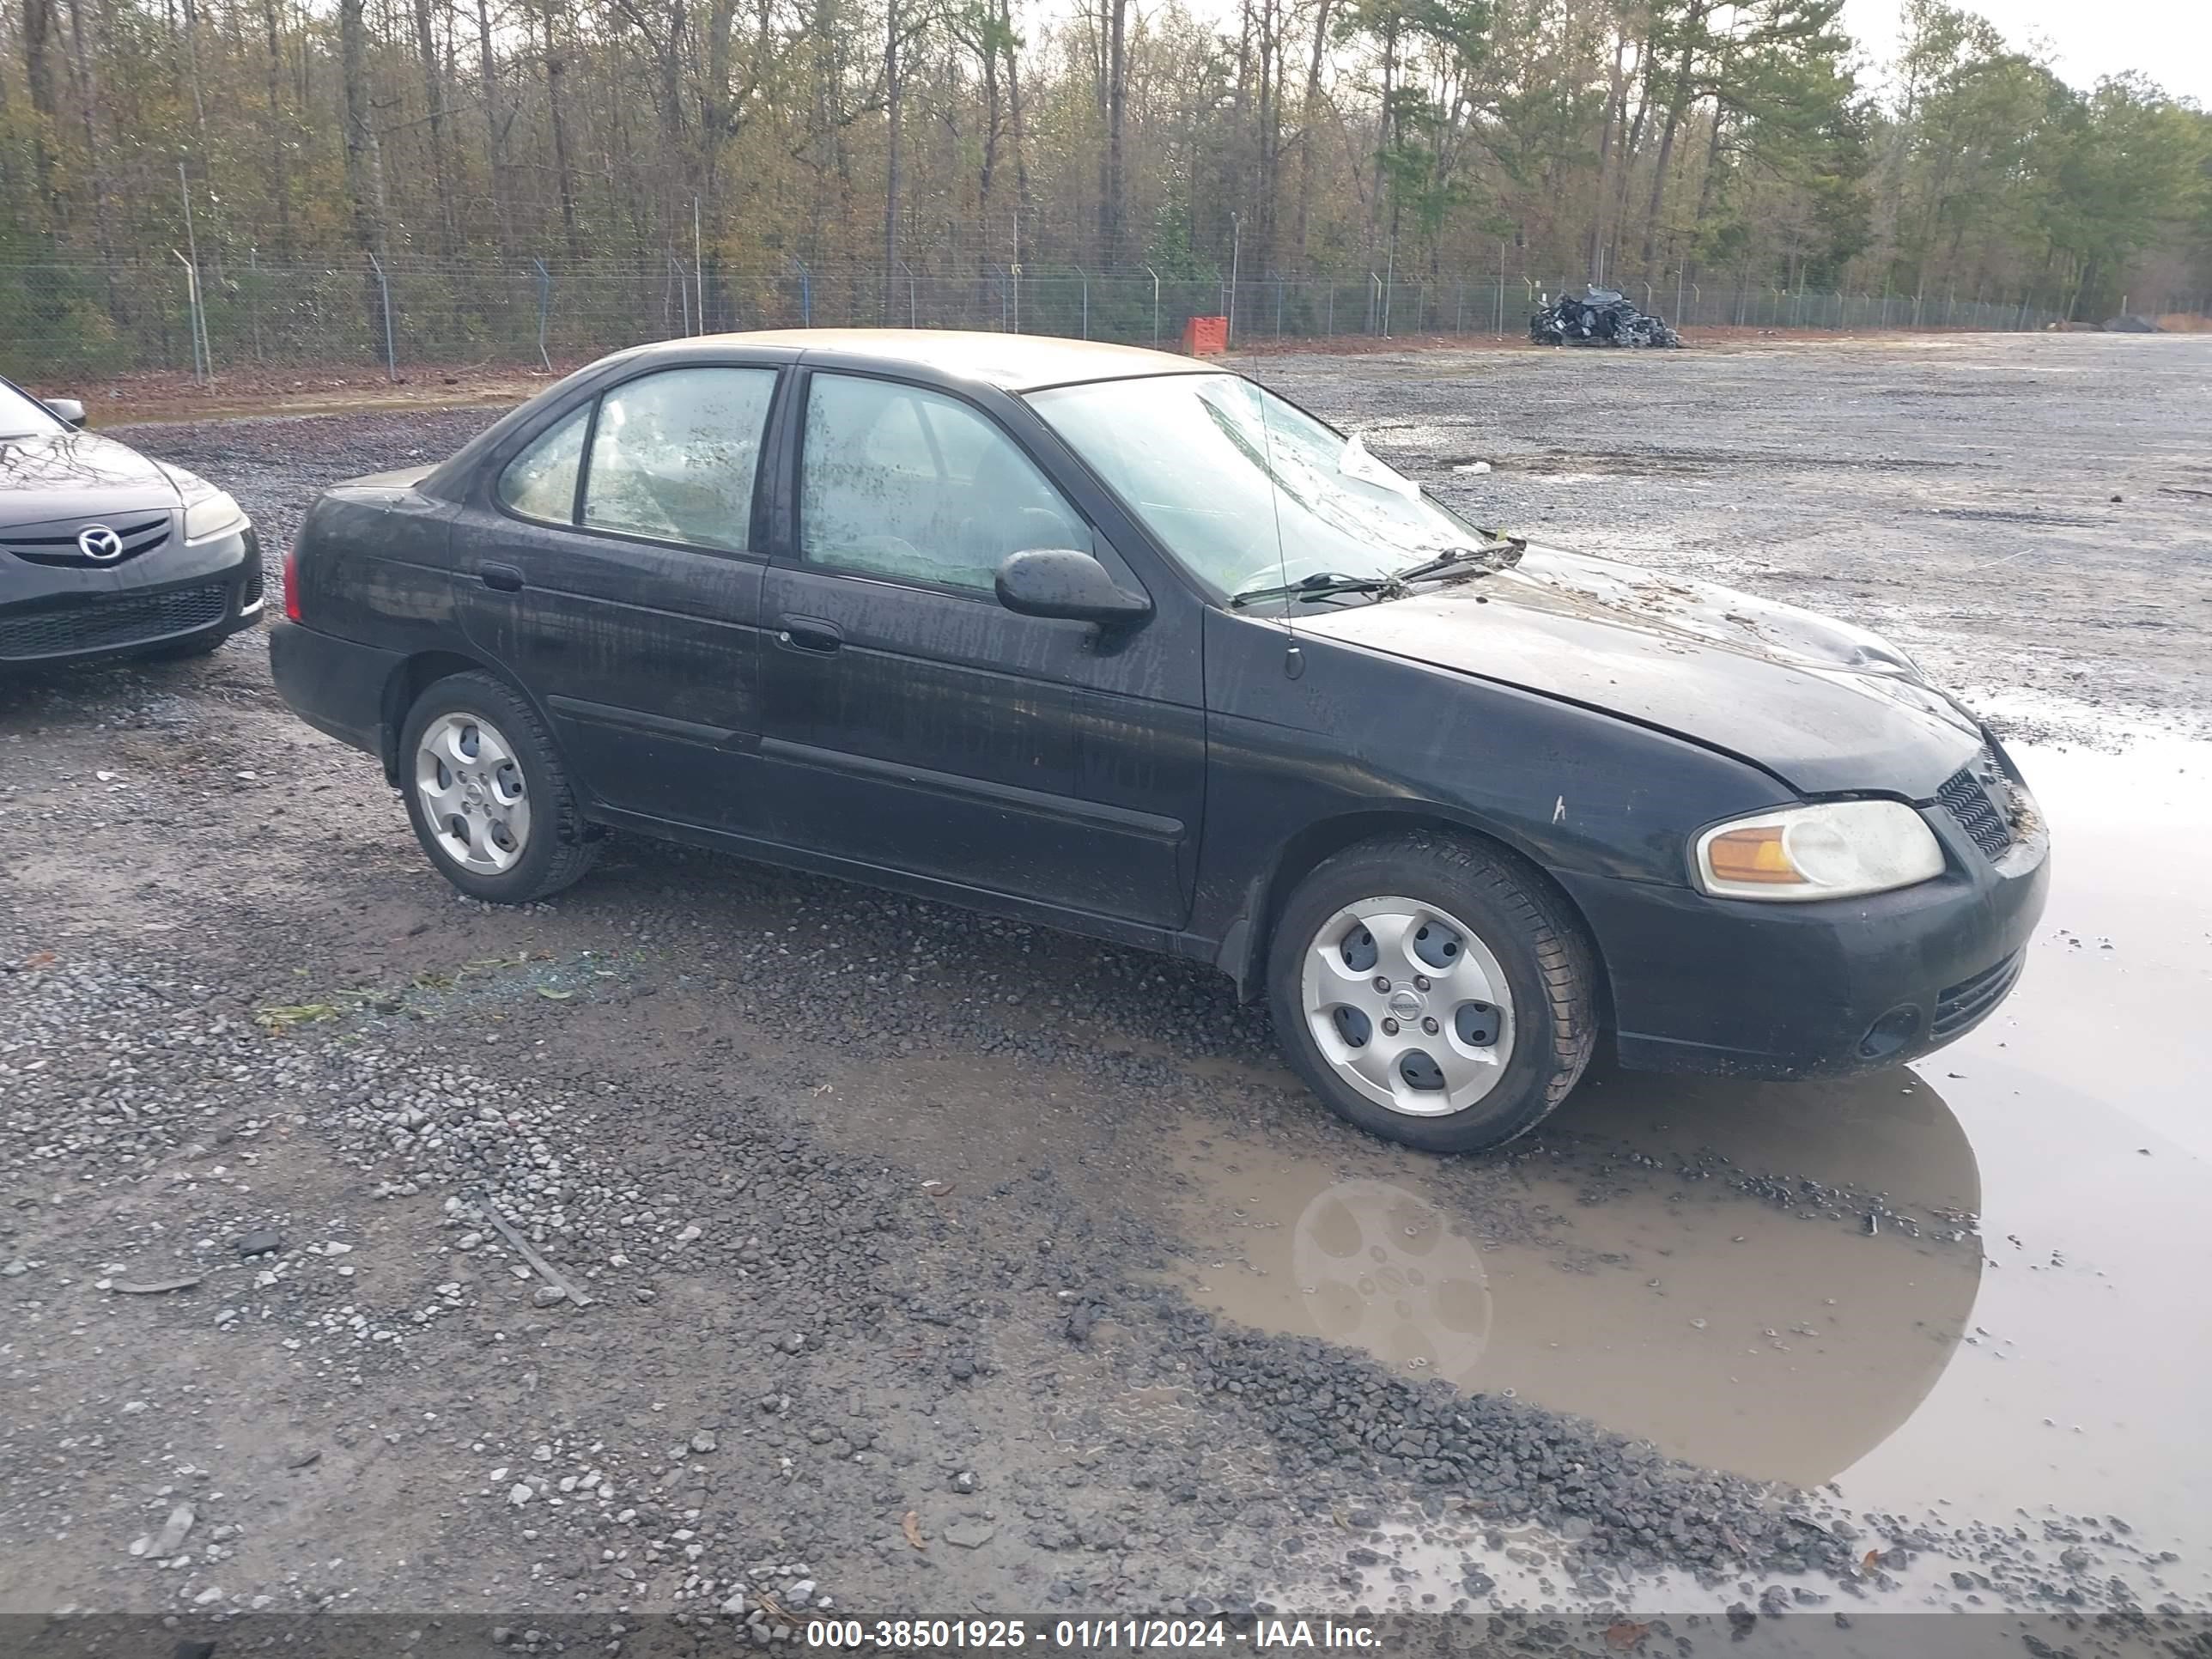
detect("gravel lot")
(1260, 330), (2212, 745)
(3, 331), (2209, 1655)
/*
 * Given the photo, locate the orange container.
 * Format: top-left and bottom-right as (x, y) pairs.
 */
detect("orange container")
(1182, 315), (1229, 356)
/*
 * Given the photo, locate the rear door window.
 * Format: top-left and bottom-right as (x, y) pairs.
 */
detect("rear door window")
(581, 367), (777, 552)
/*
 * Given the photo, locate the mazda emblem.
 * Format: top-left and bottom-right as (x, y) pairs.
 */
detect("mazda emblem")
(77, 524), (125, 562)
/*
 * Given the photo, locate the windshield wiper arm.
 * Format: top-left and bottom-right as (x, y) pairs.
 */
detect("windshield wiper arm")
(1387, 536), (1527, 586)
(1229, 535), (1528, 611)
(1229, 571), (1386, 608)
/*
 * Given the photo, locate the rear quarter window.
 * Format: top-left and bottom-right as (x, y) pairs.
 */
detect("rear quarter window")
(497, 406), (589, 523)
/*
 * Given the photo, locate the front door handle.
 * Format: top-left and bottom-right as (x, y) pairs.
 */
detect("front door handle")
(775, 615), (842, 655)
(480, 562), (526, 592)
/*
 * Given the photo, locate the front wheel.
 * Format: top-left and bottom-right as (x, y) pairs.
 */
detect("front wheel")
(1266, 832), (1597, 1154)
(398, 672), (600, 903)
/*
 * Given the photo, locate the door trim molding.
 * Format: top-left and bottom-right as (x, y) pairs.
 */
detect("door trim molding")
(759, 736), (1184, 842)
(548, 693), (758, 751)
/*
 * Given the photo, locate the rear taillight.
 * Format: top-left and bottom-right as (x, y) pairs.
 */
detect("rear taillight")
(282, 547), (301, 622)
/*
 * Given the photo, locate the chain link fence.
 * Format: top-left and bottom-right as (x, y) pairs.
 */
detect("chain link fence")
(4, 253), (2203, 382)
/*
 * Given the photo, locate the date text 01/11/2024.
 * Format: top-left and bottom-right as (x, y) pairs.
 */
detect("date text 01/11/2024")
(803, 1618), (1384, 1650)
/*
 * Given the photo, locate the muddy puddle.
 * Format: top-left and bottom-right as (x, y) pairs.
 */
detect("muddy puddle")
(1166, 733), (2212, 1581)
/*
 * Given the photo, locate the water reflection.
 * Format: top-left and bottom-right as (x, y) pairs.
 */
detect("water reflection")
(0, 428), (177, 494)
(1291, 1177), (1495, 1383)
(1170, 1066), (1983, 1487)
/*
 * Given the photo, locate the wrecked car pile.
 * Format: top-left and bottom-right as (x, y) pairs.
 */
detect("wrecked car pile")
(1530, 286), (1684, 348)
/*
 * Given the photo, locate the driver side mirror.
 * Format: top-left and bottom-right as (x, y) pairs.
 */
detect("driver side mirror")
(43, 398), (87, 428)
(994, 548), (1152, 626)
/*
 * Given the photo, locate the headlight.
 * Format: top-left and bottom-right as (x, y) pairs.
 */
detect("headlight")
(183, 487), (247, 542)
(1692, 799), (1944, 901)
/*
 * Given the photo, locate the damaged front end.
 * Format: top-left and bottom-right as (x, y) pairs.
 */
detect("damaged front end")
(1531, 286), (1684, 349)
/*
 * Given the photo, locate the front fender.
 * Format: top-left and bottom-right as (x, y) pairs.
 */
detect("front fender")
(1192, 610), (1797, 995)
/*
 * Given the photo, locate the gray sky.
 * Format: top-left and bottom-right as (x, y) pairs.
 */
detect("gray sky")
(1835, 0), (2203, 104)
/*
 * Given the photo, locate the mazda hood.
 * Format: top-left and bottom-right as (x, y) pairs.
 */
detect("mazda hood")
(0, 430), (184, 524)
(1295, 547), (1984, 798)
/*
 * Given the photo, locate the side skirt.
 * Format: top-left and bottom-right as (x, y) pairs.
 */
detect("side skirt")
(587, 803), (1231, 971)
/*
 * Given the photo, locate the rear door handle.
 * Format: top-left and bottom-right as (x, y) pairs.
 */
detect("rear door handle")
(775, 615), (842, 655)
(480, 562), (526, 592)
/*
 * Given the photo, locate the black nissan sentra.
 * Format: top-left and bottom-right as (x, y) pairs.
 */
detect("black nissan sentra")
(0, 374), (264, 667)
(269, 331), (2047, 1152)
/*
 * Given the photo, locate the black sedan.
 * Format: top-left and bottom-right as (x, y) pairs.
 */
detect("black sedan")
(268, 331), (2047, 1152)
(0, 374), (263, 670)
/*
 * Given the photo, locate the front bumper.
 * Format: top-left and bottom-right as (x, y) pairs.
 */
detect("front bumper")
(0, 526), (263, 666)
(1561, 780), (2050, 1079)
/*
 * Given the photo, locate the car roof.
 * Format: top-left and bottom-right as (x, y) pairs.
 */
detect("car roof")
(418, 330), (1231, 501)
(657, 329), (1223, 392)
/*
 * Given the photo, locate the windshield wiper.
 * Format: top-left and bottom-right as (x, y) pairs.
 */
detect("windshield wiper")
(1230, 535), (1526, 609)
(1387, 539), (1526, 584)
(1231, 570), (1389, 608)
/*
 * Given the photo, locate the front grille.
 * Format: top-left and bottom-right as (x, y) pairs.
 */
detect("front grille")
(0, 582), (228, 660)
(1933, 950), (2024, 1038)
(3, 514), (173, 568)
(1936, 741), (2019, 861)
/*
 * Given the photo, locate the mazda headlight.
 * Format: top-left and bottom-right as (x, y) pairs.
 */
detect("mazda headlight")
(164, 464), (248, 542)
(1692, 800), (1944, 901)
(182, 486), (247, 542)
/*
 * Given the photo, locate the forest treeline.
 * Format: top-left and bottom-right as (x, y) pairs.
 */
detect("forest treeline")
(1, 0), (2208, 330)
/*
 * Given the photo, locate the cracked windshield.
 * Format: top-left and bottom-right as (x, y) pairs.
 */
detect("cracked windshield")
(1031, 374), (1506, 601)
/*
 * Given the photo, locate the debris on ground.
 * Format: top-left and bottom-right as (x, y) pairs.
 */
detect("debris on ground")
(1531, 286), (1684, 348)
(2102, 313), (2162, 333)
(130, 1502), (197, 1559)
(471, 1195), (594, 1308)
(109, 1274), (204, 1295)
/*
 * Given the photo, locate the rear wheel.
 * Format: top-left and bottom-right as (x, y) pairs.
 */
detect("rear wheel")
(1267, 832), (1597, 1153)
(398, 672), (599, 903)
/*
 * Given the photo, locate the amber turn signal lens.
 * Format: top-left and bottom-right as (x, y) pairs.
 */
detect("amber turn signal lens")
(1703, 824), (1804, 884)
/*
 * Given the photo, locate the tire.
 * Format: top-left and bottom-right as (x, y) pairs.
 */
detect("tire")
(1266, 830), (1597, 1154)
(398, 671), (600, 904)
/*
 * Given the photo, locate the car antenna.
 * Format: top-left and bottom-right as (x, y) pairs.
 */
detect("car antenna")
(1249, 377), (1304, 680)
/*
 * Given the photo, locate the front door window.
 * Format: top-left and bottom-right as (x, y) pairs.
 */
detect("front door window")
(799, 374), (1086, 593)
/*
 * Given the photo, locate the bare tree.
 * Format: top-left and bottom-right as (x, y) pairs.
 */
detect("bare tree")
(338, 0), (389, 262)
(475, 0), (512, 256)
(260, 0), (293, 255)
(0, 0), (2199, 346)
(538, 0), (585, 260)
(411, 0), (458, 254)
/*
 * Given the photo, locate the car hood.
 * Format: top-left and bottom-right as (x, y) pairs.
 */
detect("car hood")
(1294, 546), (1983, 798)
(0, 429), (184, 522)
